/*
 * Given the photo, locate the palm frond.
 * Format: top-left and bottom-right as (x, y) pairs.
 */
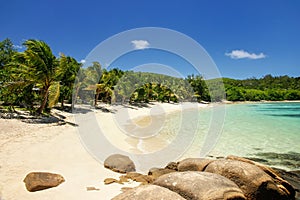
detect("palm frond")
(48, 81), (60, 108)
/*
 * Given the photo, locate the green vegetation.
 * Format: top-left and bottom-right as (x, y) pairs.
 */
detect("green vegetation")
(223, 75), (300, 101)
(0, 38), (81, 114)
(0, 38), (299, 115)
(75, 68), (196, 105)
(114, 71), (193, 104)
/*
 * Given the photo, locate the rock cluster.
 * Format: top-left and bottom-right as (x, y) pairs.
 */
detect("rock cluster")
(107, 154), (297, 200)
(22, 154), (299, 200)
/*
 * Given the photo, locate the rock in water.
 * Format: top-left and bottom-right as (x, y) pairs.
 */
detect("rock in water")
(154, 171), (246, 200)
(112, 185), (186, 200)
(227, 155), (295, 198)
(104, 154), (136, 173)
(205, 159), (292, 200)
(272, 168), (300, 200)
(23, 172), (65, 192)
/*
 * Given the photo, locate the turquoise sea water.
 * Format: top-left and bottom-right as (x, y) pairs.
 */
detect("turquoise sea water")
(122, 102), (300, 170)
(211, 102), (300, 169)
(161, 102), (300, 170)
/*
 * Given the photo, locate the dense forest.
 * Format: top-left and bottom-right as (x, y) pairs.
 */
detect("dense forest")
(0, 38), (299, 114)
(223, 76), (300, 101)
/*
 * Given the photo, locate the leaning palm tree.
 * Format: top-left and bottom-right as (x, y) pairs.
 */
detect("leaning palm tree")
(12, 39), (59, 114)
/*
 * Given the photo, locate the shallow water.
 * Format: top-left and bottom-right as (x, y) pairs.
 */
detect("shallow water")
(127, 102), (300, 170)
(193, 102), (300, 170)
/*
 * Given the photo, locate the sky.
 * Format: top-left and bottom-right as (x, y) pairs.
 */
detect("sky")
(1, 0), (300, 79)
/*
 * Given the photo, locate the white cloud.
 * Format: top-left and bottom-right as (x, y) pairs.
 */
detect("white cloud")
(13, 44), (23, 49)
(131, 40), (150, 50)
(80, 59), (86, 64)
(225, 49), (266, 60)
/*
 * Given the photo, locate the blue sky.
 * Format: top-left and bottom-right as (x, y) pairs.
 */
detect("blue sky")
(1, 0), (300, 79)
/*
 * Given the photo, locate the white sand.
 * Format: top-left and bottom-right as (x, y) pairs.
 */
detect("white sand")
(94, 102), (208, 153)
(0, 102), (207, 200)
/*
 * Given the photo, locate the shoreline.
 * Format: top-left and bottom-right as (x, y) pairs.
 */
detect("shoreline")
(223, 100), (300, 104)
(93, 102), (209, 155)
(0, 101), (299, 199)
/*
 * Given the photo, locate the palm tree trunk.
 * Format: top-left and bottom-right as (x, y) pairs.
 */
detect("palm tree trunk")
(37, 86), (49, 114)
(61, 98), (64, 108)
(94, 93), (99, 106)
(71, 85), (80, 111)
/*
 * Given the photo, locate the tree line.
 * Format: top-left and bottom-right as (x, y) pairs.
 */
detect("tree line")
(0, 39), (80, 114)
(223, 75), (300, 101)
(1, 38), (299, 114)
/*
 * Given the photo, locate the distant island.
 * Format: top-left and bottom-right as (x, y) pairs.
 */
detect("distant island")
(1, 38), (299, 115)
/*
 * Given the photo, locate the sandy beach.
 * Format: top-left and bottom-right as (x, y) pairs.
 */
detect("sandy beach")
(0, 102), (208, 200)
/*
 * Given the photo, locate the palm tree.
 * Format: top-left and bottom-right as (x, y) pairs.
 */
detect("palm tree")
(72, 67), (87, 109)
(93, 68), (124, 105)
(57, 54), (81, 108)
(82, 62), (102, 106)
(12, 39), (59, 114)
(95, 83), (114, 105)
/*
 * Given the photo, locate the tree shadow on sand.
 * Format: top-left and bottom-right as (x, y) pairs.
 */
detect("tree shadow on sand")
(0, 108), (78, 126)
(119, 102), (153, 110)
(94, 105), (116, 113)
(21, 114), (78, 126)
